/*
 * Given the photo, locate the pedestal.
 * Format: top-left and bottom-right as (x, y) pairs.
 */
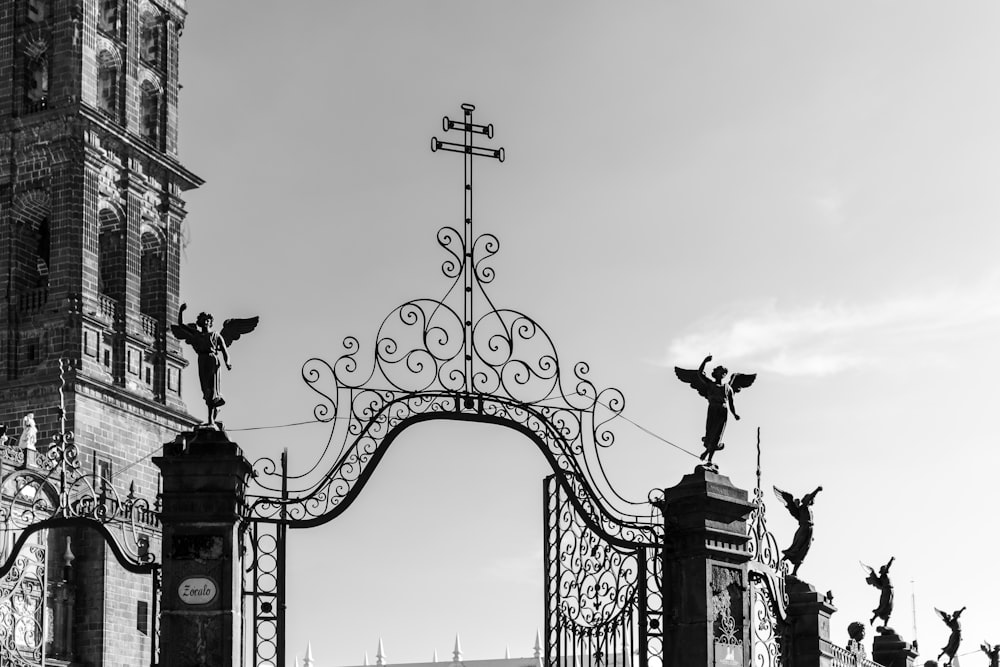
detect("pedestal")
(785, 577), (837, 667)
(872, 628), (918, 667)
(153, 427), (252, 667)
(654, 466), (755, 667)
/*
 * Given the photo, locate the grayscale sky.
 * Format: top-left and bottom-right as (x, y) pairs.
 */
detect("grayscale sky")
(175, 2), (1000, 665)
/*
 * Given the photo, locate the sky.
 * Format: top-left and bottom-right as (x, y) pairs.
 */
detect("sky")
(172, 2), (1000, 665)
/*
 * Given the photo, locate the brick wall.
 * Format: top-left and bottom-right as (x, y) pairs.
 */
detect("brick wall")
(0, 0), (202, 664)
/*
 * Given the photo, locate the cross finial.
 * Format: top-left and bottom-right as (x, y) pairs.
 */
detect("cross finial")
(431, 104), (505, 397)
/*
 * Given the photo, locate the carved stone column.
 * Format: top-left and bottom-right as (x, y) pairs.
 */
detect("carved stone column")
(785, 577), (837, 667)
(153, 427), (251, 667)
(654, 466), (755, 667)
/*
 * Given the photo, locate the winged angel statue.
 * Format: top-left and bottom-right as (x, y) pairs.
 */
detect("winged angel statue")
(674, 354), (755, 468)
(861, 557), (895, 627)
(773, 485), (822, 576)
(935, 606), (966, 666)
(171, 303), (259, 427)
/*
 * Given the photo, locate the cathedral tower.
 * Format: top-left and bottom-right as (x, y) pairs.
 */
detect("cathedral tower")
(0, 0), (201, 663)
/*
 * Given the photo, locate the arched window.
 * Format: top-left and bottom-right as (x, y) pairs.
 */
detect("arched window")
(24, 56), (49, 113)
(139, 225), (165, 318)
(97, 48), (121, 120)
(140, 80), (161, 145)
(97, 0), (119, 35)
(11, 191), (51, 295)
(98, 208), (125, 302)
(139, 8), (163, 68)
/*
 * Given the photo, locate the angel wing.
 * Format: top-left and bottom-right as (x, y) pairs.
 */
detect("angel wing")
(674, 366), (711, 398)
(860, 561), (878, 586)
(729, 373), (756, 393)
(934, 607), (949, 622)
(170, 323), (197, 344)
(772, 486), (798, 515)
(983, 642), (992, 655)
(220, 316), (259, 347)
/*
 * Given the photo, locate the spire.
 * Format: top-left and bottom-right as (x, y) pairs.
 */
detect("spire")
(377, 638), (387, 667)
(364, 650), (369, 666)
(533, 630), (542, 659)
(452, 634), (463, 663)
(433, 650), (439, 663)
(505, 645), (511, 659)
(304, 642), (315, 667)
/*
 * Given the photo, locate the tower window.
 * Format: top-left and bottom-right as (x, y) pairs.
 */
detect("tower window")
(98, 0), (119, 35)
(98, 66), (119, 119)
(24, 57), (49, 114)
(26, 0), (50, 23)
(98, 208), (125, 301)
(141, 88), (161, 144)
(140, 21), (162, 68)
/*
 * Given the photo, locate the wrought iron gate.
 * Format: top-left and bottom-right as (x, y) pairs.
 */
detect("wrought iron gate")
(543, 475), (662, 667)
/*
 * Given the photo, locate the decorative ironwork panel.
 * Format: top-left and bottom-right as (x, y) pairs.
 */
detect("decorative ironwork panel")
(748, 570), (784, 667)
(544, 476), (661, 667)
(243, 517), (284, 667)
(0, 532), (46, 667)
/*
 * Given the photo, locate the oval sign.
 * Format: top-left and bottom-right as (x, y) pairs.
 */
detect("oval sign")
(178, 576), (218, 605)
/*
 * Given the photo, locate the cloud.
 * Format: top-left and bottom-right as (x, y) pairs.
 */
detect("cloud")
(665, 273), (1000, 377)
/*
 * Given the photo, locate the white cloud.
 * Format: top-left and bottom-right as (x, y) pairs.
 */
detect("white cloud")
(665, 273), (1000, 377)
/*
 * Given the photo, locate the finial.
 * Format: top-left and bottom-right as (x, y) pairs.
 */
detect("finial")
(303, 642), (314, 667)
(433, 650), (438, 663)
(377, 638), (386, 666)
(505, 645), (510, 659)
(533, 630), (541, 659)
(755, 427), (762, 495)
(453, 634), (462, 663)
(364, 650), (369, 666)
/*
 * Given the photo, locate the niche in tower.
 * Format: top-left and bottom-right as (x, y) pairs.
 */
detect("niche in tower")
(96, 46), (121, 121)
(139, 223), (165, 322)
(97, 207), (125, 318)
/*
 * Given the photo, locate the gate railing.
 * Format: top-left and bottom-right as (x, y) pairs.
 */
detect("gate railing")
(543, 475), (662, 667)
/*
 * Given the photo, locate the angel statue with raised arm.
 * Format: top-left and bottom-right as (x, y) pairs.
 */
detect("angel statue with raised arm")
(936, 607), (966, 666)
(773, 485), (822, 576)
(674, 355), (756, 468)
(171, 303), (259, 427)
(981, 642), (1000, 667)
(861, 557), (895, 628)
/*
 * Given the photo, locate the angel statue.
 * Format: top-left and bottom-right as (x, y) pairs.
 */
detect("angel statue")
(773, 485), (822, 576)
(861, 557), (895, 627)
(674, 355), (756, 468)
(935, 607), (966, 666)
(981, 642), (1000, 667)
(171, 303), (259, 427)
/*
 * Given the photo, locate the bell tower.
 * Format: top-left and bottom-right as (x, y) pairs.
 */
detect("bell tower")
(0, 0), (201, 664)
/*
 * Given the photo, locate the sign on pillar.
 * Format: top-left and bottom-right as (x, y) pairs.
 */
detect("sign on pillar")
(154, 427), (252, 667)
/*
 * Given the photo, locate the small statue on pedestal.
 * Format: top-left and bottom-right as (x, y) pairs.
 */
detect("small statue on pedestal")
(935, 607), (966, 666)
(171, 304), (259, 427)
(981, 642), (1000, 667)
(674, 355), (755, 470)
(773, 485), (822, 576)
(861, 557), (895, 628)
(18, 413), (37, 451)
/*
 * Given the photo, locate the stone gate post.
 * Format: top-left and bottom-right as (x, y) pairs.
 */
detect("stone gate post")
(654, 467), (755, 667)
(154, 427), (252, 667)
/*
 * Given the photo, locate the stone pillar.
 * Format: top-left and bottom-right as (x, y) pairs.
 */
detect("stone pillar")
(654, 466), (755, 667)
(153, 427), (251, 667)
(872, 629), (918, 667)
(785, 577), (837, 667)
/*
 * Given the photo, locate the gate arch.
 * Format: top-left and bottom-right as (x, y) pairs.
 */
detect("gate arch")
(241, 105), (787, 667)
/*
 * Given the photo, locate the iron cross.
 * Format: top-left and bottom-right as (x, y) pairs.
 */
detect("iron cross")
(431, 103), (505, 396)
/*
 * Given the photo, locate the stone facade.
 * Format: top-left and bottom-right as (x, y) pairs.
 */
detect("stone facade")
(0, 0), (200, 664)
